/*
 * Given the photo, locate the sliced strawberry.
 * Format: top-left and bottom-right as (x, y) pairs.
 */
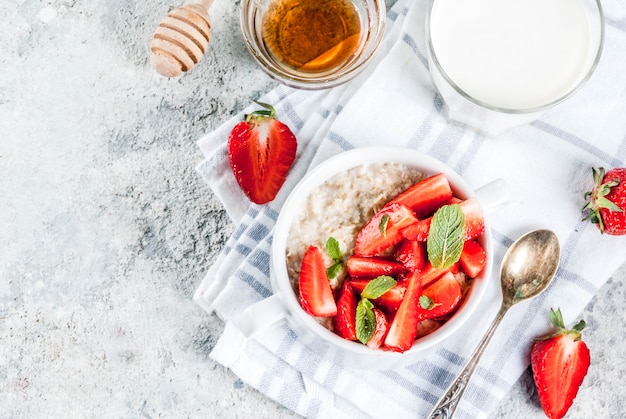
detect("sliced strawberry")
(354, 203), (419, 257)
(333, 281), (357, 340)
(417, 262), (459, 288)
(384, 271), (422, 352)
(400, 198), (484, 242)
(366, 308), (390, 349)
(401, 218), (431, 241)
(395, 239), (427, 271)
(416, 319), (442, 339)
(349, 279), (407, 313)
(531, 308), (590, 419)
(459, 239), (486, 278)
(228, 101), (297, 204)
(417, 271), (462, 321)
(387, 173), (454, 217)
(347, 256), (405, 278)
(298, 245), (337, 317)
(459, 198), (485, 241)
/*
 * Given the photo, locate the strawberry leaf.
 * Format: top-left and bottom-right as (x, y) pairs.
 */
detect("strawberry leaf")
(361, 276), (397, 300)
(356, 298), (376, 344)
(427, 204), (465, 269)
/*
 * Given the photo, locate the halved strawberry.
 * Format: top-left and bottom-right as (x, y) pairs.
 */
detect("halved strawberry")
(354, 203), (419, 257)
(395, 239), (427, 271)
(384, 271), (422, 352)
(417, 262), (459, 288)
(386, 173), (454, 217)
(349, 279), (407, 313)
(417, 271), (462, 321)
(459, 239), (486, 278)
(366, 308), (390, 349)
(298, 245), (337, 317)
(531, 308), (590, 419)
(228, 101), (297, 204)
(333, 281), (357, 340)
(347, 256), (405, 278)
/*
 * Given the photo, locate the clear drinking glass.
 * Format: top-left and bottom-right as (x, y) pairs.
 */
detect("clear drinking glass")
(425, 0), (604, 136)
(240, 0), (386, 90)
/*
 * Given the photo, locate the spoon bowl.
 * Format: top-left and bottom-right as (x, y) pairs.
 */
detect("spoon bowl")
(428, 229), (560, 418)
(501, 229), (561, 306)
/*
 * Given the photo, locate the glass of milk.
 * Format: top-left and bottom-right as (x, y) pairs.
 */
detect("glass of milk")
(426, 0), (604, 135)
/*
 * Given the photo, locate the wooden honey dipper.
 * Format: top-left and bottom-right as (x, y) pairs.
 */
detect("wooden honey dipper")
(150, 0), (214, 77)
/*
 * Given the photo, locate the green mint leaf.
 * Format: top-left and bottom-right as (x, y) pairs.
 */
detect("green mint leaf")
(361, 276), (397, 300)
(379, 214), (390, 237)
(356, 298), (376, 344)
(419, 295), (435, 310)
(427, 204), (465, 269)
(325, 262), (342, 280)
(326, 237), (343, 261)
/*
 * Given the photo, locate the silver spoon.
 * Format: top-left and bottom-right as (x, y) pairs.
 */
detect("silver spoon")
(428, 229), (560, 418)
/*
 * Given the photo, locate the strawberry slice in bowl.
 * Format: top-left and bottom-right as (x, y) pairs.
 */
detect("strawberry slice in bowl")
(353, 203), (419, 257)
(298, 245), (337, 317)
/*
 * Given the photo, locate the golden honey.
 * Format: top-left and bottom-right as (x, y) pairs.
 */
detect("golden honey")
(261, 0), (362, 73)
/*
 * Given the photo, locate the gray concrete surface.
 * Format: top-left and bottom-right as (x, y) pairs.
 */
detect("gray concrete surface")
(1, 1), (624, 418)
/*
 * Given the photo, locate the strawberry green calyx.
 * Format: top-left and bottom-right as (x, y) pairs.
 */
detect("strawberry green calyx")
(582, 167), (623, 233)
(245, 100), (277, 123)
(535, 308), (586, 342)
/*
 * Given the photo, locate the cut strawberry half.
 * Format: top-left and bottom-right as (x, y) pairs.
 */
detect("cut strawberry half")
(349, 279), (407, 313)
(384, 271), (422, 352)
(417, 271), (462, 321)
(347, 256), (405, 278)
(395, 239), (427, 271)
(298, 245), (337, 317)
(354, 203), (419, 257)
(417, 262), (459, 288)
(366, 308), (390, 349)
(531, 309), (590, 419)
(459, 239), (486, 278)
(387, 173), (454, 217)
(333, 281), (357, 340)
(227, 101), (297, 204)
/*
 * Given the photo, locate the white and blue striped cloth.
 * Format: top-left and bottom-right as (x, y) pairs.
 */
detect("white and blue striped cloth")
(194, 0), (626, 417)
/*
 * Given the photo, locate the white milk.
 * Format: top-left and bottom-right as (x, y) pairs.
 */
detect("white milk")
(429, 0), (597, 110)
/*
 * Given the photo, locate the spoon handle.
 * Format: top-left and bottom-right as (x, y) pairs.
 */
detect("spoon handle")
(427, 304), (509, 418)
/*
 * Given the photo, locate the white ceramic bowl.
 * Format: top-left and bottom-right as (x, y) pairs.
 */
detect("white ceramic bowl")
(237, 147), (508, 369)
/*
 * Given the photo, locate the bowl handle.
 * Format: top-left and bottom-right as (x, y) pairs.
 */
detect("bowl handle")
(473, 178), (511, 214)
(236, 294), (287, 338)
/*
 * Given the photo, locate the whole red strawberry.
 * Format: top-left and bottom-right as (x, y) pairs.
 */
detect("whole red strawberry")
(228, 101), (297, 204)
(531, 308), (590, 419)
(583, 167), (626, 235)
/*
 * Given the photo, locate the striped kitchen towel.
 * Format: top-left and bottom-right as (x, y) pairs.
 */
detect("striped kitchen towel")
(194, 0), (626, 417)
